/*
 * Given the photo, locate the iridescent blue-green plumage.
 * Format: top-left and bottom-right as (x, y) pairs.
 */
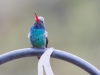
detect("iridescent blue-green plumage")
(29, 21), (48, 48)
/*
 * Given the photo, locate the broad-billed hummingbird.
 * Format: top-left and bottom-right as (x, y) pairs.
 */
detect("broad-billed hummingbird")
(28, 13), (48, 59)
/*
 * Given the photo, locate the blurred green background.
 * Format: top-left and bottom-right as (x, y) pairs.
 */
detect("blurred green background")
(0, 0), (100, 75)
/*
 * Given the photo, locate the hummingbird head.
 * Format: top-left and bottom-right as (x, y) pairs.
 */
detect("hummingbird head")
(33, 13), (45, 29)
(35, 13), (45, 24)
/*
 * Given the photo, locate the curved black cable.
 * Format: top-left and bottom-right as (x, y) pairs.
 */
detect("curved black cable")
(0, 48), (100, 75)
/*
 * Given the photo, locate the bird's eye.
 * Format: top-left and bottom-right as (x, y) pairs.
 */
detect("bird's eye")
(41, 21), (43, 23)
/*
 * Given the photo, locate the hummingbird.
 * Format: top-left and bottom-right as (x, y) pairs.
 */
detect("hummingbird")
(28, 13), (48, 59)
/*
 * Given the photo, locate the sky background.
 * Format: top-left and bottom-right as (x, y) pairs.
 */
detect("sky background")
(0, 0), (100, 75)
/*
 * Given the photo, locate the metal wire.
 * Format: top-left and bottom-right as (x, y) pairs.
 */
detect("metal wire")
(0, 48), (100, 75)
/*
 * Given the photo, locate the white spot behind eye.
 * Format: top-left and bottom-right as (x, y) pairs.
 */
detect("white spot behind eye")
(39, 16), (44, 20)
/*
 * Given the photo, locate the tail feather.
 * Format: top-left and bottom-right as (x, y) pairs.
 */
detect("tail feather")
(37, 56), (40, 59)
(45, 37), (48, 48)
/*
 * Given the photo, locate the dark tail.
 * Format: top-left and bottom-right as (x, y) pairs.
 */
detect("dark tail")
(37, 56), (40, 59)
(45, 37), (48, 48)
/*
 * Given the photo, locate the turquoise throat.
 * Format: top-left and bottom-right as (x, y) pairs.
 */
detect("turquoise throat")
(30, 28), (46, 48)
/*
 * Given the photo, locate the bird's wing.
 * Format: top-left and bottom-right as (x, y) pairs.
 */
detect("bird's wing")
(28, 32), (30, 38)
(44, 31), (48, 37)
